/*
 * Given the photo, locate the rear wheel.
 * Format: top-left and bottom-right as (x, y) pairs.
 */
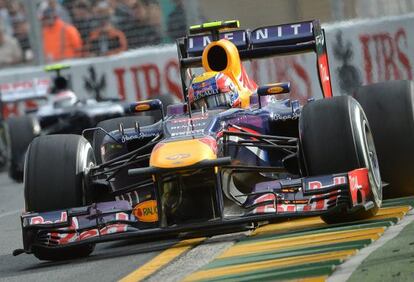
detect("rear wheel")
(354, 80), (414, 198)
(6, 116), (39, 182)
(24, 134), (96, 260)
(299, 96), (382, 224)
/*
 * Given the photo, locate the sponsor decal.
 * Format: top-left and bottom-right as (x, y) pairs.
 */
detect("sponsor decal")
(317, 53), (332, 97)
(267, 86), (284, 94)
(273, 112), (300, 121)
(31, 211), (131, 245)
(308, 181), (322, 190)
(29, 211), (68, 225)
(251, 21), (313, 44)
(348, 168), (370, 206)
(165, 153), (191, 161)
(194, 88), (220, 100)
(334, 176), (346, 185)
(187, 29), (248, 53)
(191, 76), (220, 102)
(121, 133), (142, 143)
(349, 175), (362, 193)
(135, 103), (151, 111)
(113, 60), (183, 102)
(133, 200), (158, 222)
(306, 176), (347, 190)
(359, 28), (412, 83)
(0, 78), (50, 103)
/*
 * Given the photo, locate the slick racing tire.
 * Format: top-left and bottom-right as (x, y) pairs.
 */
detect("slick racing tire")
(0, 122), (9, 171)
(299, 96), (382, 224)
(24, 135), (96, 260)
(6, 116), (39, 182)
(93, 116), (155, 164)
(354, 80), (414, 199)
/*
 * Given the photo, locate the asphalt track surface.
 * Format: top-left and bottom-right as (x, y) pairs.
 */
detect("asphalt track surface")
(0, 172), (180, 281)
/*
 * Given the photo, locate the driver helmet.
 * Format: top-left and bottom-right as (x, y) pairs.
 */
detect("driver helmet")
(188, 72), (240, 110)
(52, 90), (78, 108)
(50, 76), (69, 94)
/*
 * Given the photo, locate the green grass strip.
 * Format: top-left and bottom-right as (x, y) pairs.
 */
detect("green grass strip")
(203, 240), (368, 269)
(196, 260), (340, 282)
(383, 196), (414, 207)
(237, 220), (393, 244)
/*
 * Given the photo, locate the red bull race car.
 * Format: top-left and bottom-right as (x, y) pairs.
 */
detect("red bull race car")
(14, 20), (414, 260)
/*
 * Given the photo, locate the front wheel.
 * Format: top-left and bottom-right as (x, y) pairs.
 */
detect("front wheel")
(24, 134), (96, 260)
(299, 96), (382, 224)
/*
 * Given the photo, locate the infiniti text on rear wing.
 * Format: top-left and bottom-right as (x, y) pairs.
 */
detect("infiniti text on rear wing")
(177, 20), (333, 98)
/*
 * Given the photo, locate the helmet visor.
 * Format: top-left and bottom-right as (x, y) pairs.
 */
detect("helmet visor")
(193, 92), (233, 110)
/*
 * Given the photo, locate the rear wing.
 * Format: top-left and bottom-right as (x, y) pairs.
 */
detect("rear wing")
(0, 64), (70, 104)
(176, 20), (333, 98)
(0, 78), (50, 103)
(0, 79), (50, 120)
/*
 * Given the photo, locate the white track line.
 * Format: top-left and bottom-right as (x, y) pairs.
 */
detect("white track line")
(0, 209), (20, 219)
(146, 232), (247, 282)
(327, 209), (414, 282)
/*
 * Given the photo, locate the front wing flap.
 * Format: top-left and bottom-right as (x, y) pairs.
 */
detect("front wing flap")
(247, 168), (371, 215)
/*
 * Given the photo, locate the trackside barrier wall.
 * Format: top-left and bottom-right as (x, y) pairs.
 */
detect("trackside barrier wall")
(0, 13), (414, 116)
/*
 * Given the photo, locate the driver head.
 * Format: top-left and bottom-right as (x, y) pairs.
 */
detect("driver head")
(53, 76), (68, 92)
(189, 72), (240, 110)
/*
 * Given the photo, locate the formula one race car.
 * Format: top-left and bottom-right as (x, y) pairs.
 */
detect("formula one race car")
(15, 20), (414, 260)
(1, 65), (174, 182)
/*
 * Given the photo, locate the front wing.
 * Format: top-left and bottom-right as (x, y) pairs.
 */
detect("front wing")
(18, 168), (373, 254)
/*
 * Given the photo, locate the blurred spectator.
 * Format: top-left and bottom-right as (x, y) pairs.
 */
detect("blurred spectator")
(61, 0), (74, 16)
(145, 0), (162, 28)
(85, 1), (127, 56)
(11, 15), (32, 62)
(0, 24), (23, 66)
(167, 0), (187, 41)
(40, 0), (72, 24)
(122, 0), (162, 49)
(42, 7), (83, 62)
(8, 1), (32, 61)
(7, 1), (22, 20)
(0, 0), (12, 36)
(72, 0), (93, 43)
(111, 0), (135, 28)
(143, 0), (162, 44)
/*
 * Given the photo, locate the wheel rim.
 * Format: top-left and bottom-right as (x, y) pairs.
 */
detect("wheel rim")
(77, 141), (96, 205)
(352, 102), (382, 208)
(363, 120), (382, 205)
